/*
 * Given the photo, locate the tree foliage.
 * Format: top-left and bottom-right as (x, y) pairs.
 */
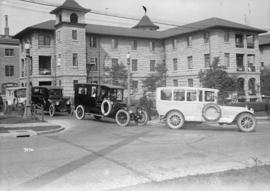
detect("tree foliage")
(142, 63), (168, 92)
(198, 57), (237, 99)
(104, 62), (128, 87)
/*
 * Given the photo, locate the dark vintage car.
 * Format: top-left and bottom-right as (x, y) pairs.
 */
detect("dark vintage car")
(31, 86), (71, 117)
(74, 83), (148, 126)
(0, 95), (4, 112)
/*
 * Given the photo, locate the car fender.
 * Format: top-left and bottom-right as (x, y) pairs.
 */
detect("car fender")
(232, 111), (255, 123)
(164, 109), (185, 120)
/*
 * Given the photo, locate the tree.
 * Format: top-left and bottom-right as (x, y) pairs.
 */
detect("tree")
(104, 62), (128, 87)
(198, 57), (237, 101)
(143, 63), (168, 92)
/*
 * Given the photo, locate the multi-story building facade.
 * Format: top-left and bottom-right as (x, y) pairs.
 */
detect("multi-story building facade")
(259, 34), (270, 96)
(14, 0), (266, 100)
(0, 15), (19, 95)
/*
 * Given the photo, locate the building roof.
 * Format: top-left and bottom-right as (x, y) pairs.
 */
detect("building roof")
(0, 36), (19, 45)
(50, 0), (90, 14)
(14, 17), (267, 40)
(133, 15), (159, 30)
(259, 34), (270, 46)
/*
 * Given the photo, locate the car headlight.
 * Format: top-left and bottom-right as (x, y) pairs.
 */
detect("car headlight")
(66, 100), (70, 105)
(56, 101), (60, 106)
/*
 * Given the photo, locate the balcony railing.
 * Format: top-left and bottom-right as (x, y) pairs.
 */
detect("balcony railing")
(39, 69), (51, 75)
(237, 65), (245, 72)
(236, 42), (244, 48)
(247, 66), (256, 72)
(247, 43), (255, 49)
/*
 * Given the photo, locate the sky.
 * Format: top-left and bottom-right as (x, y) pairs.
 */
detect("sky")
(0, 0), (270, 36)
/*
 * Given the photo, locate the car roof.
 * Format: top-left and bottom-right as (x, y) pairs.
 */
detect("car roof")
(6, 87), (26, 90)
(33, 86), (63, 90)
(76, 83), (124, 89)
(157, 86), (219, 92)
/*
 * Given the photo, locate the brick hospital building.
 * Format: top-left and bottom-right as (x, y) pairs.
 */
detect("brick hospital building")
(14, 0), (266, 100)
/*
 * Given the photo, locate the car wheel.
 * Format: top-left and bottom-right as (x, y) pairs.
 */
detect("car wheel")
(94, 115), (102, 120)
(237, 113), (256, 132)
(166, 111), (185, 129)
(137, 110), (148, 126)
(202, 103), (222, 122)
(115, 109), (130, 127)
(75, 105), (85, 120)
(49, 104), (55, 117)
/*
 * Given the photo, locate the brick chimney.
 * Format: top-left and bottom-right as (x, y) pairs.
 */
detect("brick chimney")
(4, 15), (9, 36)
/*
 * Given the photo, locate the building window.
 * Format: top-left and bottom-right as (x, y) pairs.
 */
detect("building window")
(173, 58), (178, 71)
(173, 79), (178, 87)
(224, 53), (230, 67)
(39, 56), (51, 75)
(187, 36), (192, 47)
(187, 56), (193, 69)
(73, 80), (78, 90)
(204, 32), (209, 43)
(112, 58), (118, 67)
(131, 59), (138, 72)
(5, 48), (14, 56)
(72, 30), (77, 40)
(188, 79), (193, 87)
(172, 39), (177, 49)
(70, 13), (78, 23)
(247, 34), (255, 48)
(150, 41), (155, 51)
(57, 54), (61, 66)
(132, 40), (137, 50)
(150, 60), (156, 72)
(57, 31), (61, 42)
(5, 65), (14, 76)
(224, 31), (230, 42)
(235, 34), (244, 48)
(112, 38), (118, 49)
(247, 54), (255, 72)
(204, 54), (210, 68)
(38, 35), (50, 46)
(236, 54), (244, 71)
(261, 62), (265, 71)
(132, 80), (138, 89)
(90, 36), (97, 48)
(21, 59), (25, 77)
(73, 53), (78, 66)
(88, 57), (98, 71)
(59, 80), (62, 86)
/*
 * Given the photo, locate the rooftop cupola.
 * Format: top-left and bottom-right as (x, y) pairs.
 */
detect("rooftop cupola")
(50, 0), (90, 25)
(133, 6), (159, 31)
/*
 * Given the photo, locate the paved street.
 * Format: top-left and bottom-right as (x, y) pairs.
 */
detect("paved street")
(1, 115), (270, 191)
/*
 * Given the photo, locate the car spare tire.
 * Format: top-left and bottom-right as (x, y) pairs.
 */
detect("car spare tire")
(202, 103), (222, 122)
(101, 99), (112, 116)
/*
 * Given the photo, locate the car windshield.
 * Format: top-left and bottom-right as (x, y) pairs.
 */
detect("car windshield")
(109, 89), (123, 101)
(16, 89), (26, 98)
(49, 89), (62, 98)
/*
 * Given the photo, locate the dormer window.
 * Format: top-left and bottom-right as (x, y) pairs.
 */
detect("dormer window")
(70, 13), (78, 23)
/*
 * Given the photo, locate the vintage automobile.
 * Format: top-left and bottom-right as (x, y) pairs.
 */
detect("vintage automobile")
(156, 87), (256, 132)
(5, 87), (27, 106)
(74, 83), (148, 126)
(0, 95), (4, 113)
(31, 86), (71, 117)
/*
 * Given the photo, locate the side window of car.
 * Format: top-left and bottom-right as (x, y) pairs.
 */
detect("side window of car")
(199, 90), (203, 102)
(91, 86), (97, 97)
(187, 90), (197, 101)
(161, 89), (172, 101)
(205, 91), (215, 102)
(78, 87), (87, 95)
(33, 88), (39, 95)
(174, 89), (185, 101)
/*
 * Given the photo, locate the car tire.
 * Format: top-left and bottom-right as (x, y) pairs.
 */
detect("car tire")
(236, 112), (256, 132)
(202, 103), (222, 122)
(166, 111), (185, 129)
(101, 99), (112, 116)
(137, 110), (148, 126)
(49, 104), (55, 117)
(75, 105), (85, 120)
(115, 109), (130, 127)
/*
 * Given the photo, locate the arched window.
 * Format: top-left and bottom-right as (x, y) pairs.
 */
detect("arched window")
(70, 13), (78, 23)
(248, 78), (256, 95)
(237, 78), (245, 96)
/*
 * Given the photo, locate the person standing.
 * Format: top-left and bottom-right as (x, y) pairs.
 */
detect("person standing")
(138, 92), (153, 120)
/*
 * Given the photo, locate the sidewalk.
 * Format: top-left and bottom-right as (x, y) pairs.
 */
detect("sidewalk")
(0, 114), (64, 137)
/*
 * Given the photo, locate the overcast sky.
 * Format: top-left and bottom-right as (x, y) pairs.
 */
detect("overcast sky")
(1, 0), (270, 35)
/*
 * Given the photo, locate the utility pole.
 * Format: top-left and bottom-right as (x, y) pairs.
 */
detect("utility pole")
(126, 52), (130, 108)
(23, 42), (32, 118)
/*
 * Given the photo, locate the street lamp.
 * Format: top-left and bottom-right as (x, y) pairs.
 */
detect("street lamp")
(126, 52), (130, 108)
(23, 41), (32, 118)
